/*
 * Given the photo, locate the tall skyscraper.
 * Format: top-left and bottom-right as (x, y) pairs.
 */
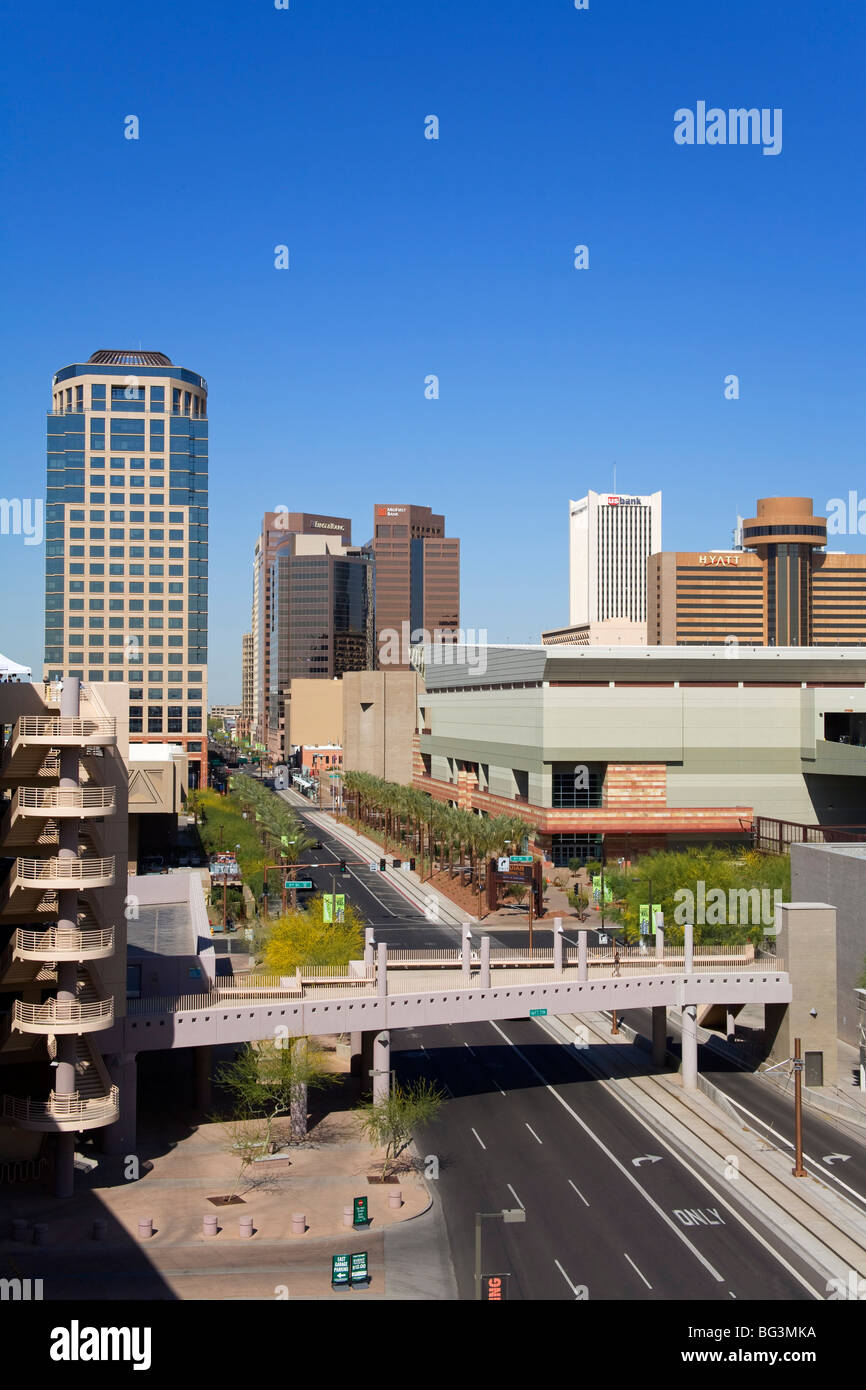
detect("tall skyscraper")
(249, 511), (352, 747)
(372, 503), (460, 667)
(563, 490), (662, 644)
(45, 351), (208, 786)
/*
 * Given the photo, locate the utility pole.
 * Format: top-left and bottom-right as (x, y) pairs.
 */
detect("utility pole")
(792, 1037), (806, 1176)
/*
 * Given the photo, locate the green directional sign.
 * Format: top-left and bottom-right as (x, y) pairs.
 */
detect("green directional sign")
(509, 854), (533, 864)
(331, 1253), (350, 1288)
(353, 1196), (369, 1228)
(286, 879), (314, 890)
(529, 1008), (548, 1017)
(350, 1251), (369, 1286)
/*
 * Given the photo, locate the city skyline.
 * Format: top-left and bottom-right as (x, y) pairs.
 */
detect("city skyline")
(1, 0), (864, 700)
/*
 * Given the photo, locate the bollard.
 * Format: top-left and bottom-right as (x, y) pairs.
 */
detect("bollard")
(291, 1212), (306, 1236)
(137, 1218), (153, 1240)
(238, 1216), (254, 1238)
(12, 1219), (28, 1242)
(32, 1223), (47, 1246)
(388, 1189), (403, 1210)
(203, 1214), (219, 1237)
(343, 1204), (354, 1228)
(92, 1219), (107, 1242)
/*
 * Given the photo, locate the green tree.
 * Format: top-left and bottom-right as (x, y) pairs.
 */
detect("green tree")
(356, 1079), (445, 1179)
(262, 895), (365, 973)
(216, 1038), (338, 1145)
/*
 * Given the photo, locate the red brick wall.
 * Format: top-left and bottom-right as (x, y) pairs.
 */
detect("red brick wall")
(603, 763), (666, 807)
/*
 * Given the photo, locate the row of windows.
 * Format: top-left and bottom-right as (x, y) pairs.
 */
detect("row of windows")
(46, 579), (205, 596)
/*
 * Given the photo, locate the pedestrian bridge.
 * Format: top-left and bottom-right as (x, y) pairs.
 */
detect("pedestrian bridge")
(114, 934), (789, 1071)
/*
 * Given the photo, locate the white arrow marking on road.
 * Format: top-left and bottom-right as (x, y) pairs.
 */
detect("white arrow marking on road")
(632, 1155), (663, 1167)
(822, 1154), (852, 1165)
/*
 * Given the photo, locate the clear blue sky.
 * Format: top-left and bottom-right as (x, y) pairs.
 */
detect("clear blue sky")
(1, 0), (863, 700)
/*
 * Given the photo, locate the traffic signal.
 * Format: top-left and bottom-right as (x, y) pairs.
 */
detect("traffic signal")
(340, 859), (348, 874)
(393, 858), (401, 869)
(379, 858), (386, 871)
(408, 858), (416, 871)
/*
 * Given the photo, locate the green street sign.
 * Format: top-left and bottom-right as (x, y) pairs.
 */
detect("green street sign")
(332, 1253), (350, 1288)
(350, 1251), (369, 1286)
(529, 1008), (548, 1017)
(281, 835), (289, 849)
(323, 893), (346, 923)
(509, 854), (533, 864)
(353, 1196), (369, 1228)
(286, 880), (314, 890)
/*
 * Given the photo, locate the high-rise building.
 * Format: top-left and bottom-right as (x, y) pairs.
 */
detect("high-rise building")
(648, 496), (866, 646)
(45, 350), (208, 787)
(555, 490), (662, 645)
(250, 511), (351, 747)
(239, 630), (253, 739)
(372, 503), (460, 668)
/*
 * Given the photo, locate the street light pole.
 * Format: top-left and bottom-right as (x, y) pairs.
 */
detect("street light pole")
(474, 1208), (526, 1300)
(792, 1037), (806, 1177)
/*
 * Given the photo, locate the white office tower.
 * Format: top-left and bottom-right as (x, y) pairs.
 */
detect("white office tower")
(566, 491), (662, 644)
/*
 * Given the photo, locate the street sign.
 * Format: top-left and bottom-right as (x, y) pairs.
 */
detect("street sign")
(509, 854), (533, 864)
(482, 1274), (509, 1301)
(286, 879), (314, 890)
(529, 1008), (548, 1017)
(350, 1251), (370, 1287)
(497, 857), (510, 873)
(353, 1196), (369, 1228)
(369, 861), (378, 872)
(323, 894), (346, 923)
(639, 902), (661, 934)
(331, 1253), (350, 1289)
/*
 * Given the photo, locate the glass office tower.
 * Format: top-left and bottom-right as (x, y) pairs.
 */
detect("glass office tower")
(46, 350), (208, 787)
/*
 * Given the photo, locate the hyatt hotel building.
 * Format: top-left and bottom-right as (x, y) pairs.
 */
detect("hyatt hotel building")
(649, 497), (866, 647)
(45, 351), (208, 786)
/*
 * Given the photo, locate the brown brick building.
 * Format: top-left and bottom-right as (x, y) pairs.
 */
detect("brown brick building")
(649, 497), (866, 646)
(372, 504), (459, 668)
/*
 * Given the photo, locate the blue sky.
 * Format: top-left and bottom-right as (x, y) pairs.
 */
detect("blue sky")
(1, 0), (863, 700)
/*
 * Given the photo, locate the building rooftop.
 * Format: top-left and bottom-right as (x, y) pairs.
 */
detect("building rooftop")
(87, 350), (172, 367)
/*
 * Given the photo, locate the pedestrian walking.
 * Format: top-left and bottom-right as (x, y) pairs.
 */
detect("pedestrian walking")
(613, 947), (621, 977)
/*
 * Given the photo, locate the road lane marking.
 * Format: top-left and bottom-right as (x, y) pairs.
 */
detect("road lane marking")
(624, 1252), (652, 1289)
(487, 1020), (724, 1282)
(716, 1094), (866, 1212)
(526, 1124), (543, 1145)
(506, 1183), (524, 1209)
(464, 1042), (476, 1056)
(554, 1259), (584, 1298)
(471, 1128), (487, 1151)
(530, 1015), (825, 1301)
(568, 1179), (590, 1207)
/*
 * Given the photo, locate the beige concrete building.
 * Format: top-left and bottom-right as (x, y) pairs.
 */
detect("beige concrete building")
(283, 677), (343, 753)
(342, 669), (423, 785)
(46, 350), (208, 788)
(0, 676), (129, 1196)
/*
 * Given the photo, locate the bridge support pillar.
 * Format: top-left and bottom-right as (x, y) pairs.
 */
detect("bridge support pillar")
(578, 931), (588, 982)
(361, 1030), (375, 1093)
(726, 1006), (739, 1042)
(102, 1052), (138, 1157)
(554, 919), (563, 975)
(194, 1045), (212, 1113)
(462, 926), (472, 983)
(652, 1006), (667, 1067)
(350, 1031), (363, 1077)
(372, 1031), (391, 1103)
(681, 1004), (698, 1090)
(480, 936), (491, 989)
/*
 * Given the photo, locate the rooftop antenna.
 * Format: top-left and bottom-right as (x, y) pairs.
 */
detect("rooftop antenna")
(613, 461), (616, 493)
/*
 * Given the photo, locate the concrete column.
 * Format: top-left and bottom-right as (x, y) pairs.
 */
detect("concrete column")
(194, 1045), (212, 1112)
(480, 935), (491, 989)
(578, 930), (588, 982)
(102, 1053), (138, 1156)
(364, 928), (375, 973)
(726, 1007), (737, 1042)
(462, 927), (472, 984)
(655, 921), (665, 962)
(361, 1030), (375, 1093)
(681, 1004), (698, 1090)
(377, 942), (388, 998)
(684, 922), (694, 974)
(373, 1031), (390, 1103)
(652, 1006), (667, 1068)
(350, 1030), (363, 1078)
(554, 918), (563, 976)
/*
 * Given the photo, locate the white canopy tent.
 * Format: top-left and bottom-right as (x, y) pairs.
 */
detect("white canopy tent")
(0, 651), (32, 682)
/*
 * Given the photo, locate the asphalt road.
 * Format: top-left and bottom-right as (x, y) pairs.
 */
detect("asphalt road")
(621, 1005), (866, 1218)
(393, 1017), (825, 1301)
